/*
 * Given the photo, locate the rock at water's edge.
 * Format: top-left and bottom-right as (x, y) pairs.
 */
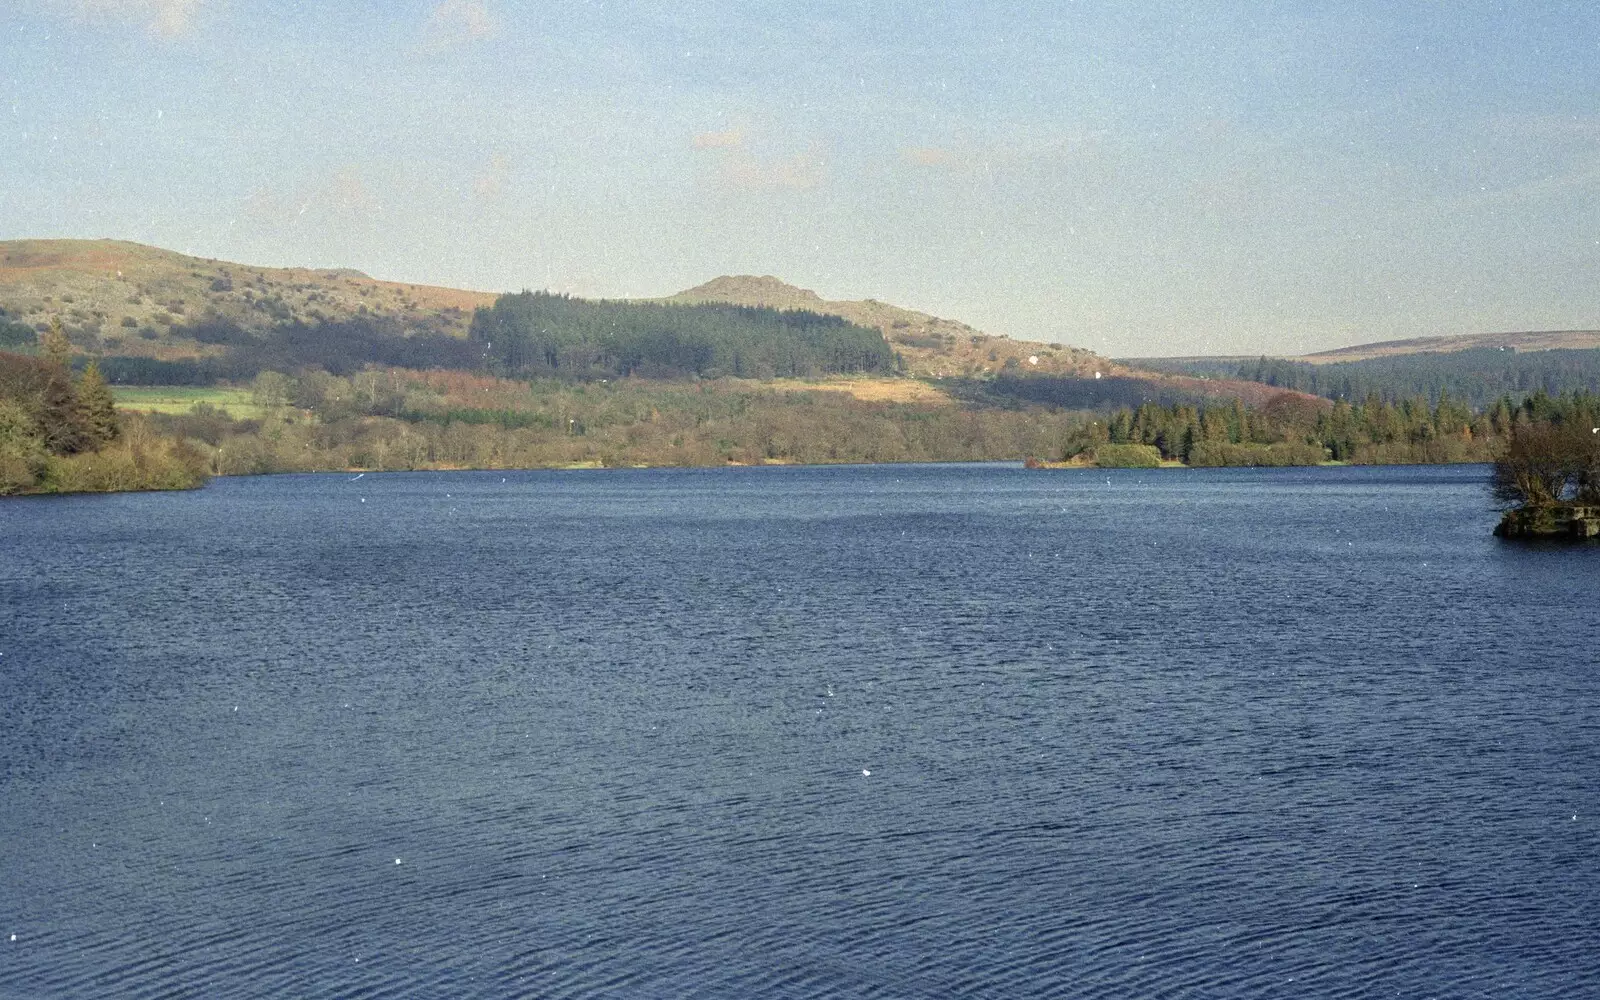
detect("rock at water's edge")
(1495, 504), (1600, 540)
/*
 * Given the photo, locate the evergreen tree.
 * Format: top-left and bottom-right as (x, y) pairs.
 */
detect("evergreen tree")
(0, 398), (47, 494)
(78, 360), (120, 446)
(40, 316), (73, 367)
(37, 318), (89, 454)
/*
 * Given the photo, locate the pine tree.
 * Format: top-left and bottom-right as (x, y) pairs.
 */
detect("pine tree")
(40, 316), (72, 368)
(78, 360), (120, 446)
(37, 317), (89, 454)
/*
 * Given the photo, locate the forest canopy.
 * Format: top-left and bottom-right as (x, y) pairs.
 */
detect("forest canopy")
(468, 292), (895, 380)
(1132, 349), (1600, 409)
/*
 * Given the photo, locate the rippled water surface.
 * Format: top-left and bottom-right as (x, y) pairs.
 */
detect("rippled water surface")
(3, 464), (1598, 998)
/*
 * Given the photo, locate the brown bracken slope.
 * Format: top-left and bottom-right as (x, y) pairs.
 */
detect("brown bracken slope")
(0, 239), (494, 359)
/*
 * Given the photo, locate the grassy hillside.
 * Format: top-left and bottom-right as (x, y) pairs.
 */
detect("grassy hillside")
(664, 274), (1304, 407)
(1301, 329), (1600, 363)
(0, 239), (493, 359)
(1, 239), (1325, 416)
(665, 275), (1109, 378)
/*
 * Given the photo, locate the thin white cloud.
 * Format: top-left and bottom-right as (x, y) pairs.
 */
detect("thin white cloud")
(473, 154), (512, 200)
(902, 146), (958, 169)
(692, 127), (823, 192)
(692, 127), (745, 150)
(56, 0), (206, 38)
(899, 131), (1106, 176)
(424, 0), (498, 52)
(719, 147), (825, 192)
(241, 166), (381, 232)
(1479, 153), (1600, 205)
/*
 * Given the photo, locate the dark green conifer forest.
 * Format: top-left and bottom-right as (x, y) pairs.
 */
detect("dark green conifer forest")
(468, 292), (895, 379)
(1063, 389), (1598, 467)
(1133, 349), (1600, 409)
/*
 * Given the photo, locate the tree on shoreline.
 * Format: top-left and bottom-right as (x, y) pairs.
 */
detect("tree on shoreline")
(38, 319), (91, 454)
(79, 360), (120, 446)
(1491, 421), (1600, 509)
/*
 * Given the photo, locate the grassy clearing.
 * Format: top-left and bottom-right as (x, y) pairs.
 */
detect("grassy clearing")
(113, 385), (266, 419)
(754, 376), (957, 405)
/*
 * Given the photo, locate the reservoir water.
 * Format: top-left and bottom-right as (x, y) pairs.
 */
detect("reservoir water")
(3, 463), (1598, 998)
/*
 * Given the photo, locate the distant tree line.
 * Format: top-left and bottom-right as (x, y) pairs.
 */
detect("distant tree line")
(92, 297), (895, 386)
(1060, 390), (1524, 466)
(141, 368), (1074, 475)
(469, 291), (894, 379)
(951, 373), (1206, 411)
(1133, 349), (1600, 409)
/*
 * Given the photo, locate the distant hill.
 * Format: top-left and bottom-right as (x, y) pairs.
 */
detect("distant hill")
(666, 275), (1110, 378)
(1128, 347), (1600, 409)
(656, 273), (1305, 406)
(1122, 326), (1600, 408)
(1300, 329), (1600, 363)
(1, 239), (1318, 411)
(666, 275), (1313, 408)
(0, 239), (494, 360)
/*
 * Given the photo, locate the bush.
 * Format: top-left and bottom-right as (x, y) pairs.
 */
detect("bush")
(1187, 440), (1326, 467)
(40, 416), (209, 493)
(1092, 443), (1161, 468)
(0, 318), (36, 348)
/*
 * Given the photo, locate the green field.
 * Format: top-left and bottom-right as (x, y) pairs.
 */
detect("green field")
(113, 386), (266, 419)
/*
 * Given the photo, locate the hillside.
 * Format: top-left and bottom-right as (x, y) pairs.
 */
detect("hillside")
(1, 240), (1316, 412)
(0, 239), (494, 359)
(662, 274), (1305, 407)
(666, 275), (1109, 378)
(1126, 347), (1600, 409)
(1300, 329), (1600, 363)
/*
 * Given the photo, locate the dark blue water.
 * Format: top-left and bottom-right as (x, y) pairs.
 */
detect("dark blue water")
(3, 463), (1598, 998)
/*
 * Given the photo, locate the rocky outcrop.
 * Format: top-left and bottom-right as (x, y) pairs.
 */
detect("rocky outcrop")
(1495, 504), (1600, 540)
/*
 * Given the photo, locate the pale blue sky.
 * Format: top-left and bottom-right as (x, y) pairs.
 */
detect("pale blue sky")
(4, 1), (1598, 355)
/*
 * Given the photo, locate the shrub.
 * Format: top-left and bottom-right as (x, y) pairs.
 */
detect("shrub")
(0, 319), (37, 347)
(1092, 443), (1162, 468)
(40, 416), (209, 493)
(1187, 440), (1326, 467)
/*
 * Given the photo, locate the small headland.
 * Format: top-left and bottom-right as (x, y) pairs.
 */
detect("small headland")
(1494, 504), (1600, 540)
(1489, 419), (1600, 541)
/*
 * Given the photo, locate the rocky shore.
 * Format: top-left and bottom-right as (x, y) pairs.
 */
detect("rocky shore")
(1495, 504), (1600, 540)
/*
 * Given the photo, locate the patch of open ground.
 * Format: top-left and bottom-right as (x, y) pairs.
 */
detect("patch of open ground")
(760, 377), (957, 404)
(113, 385), (266, 419)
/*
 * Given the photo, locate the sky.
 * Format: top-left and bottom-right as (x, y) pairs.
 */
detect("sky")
(3, 1), (1598, 357)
